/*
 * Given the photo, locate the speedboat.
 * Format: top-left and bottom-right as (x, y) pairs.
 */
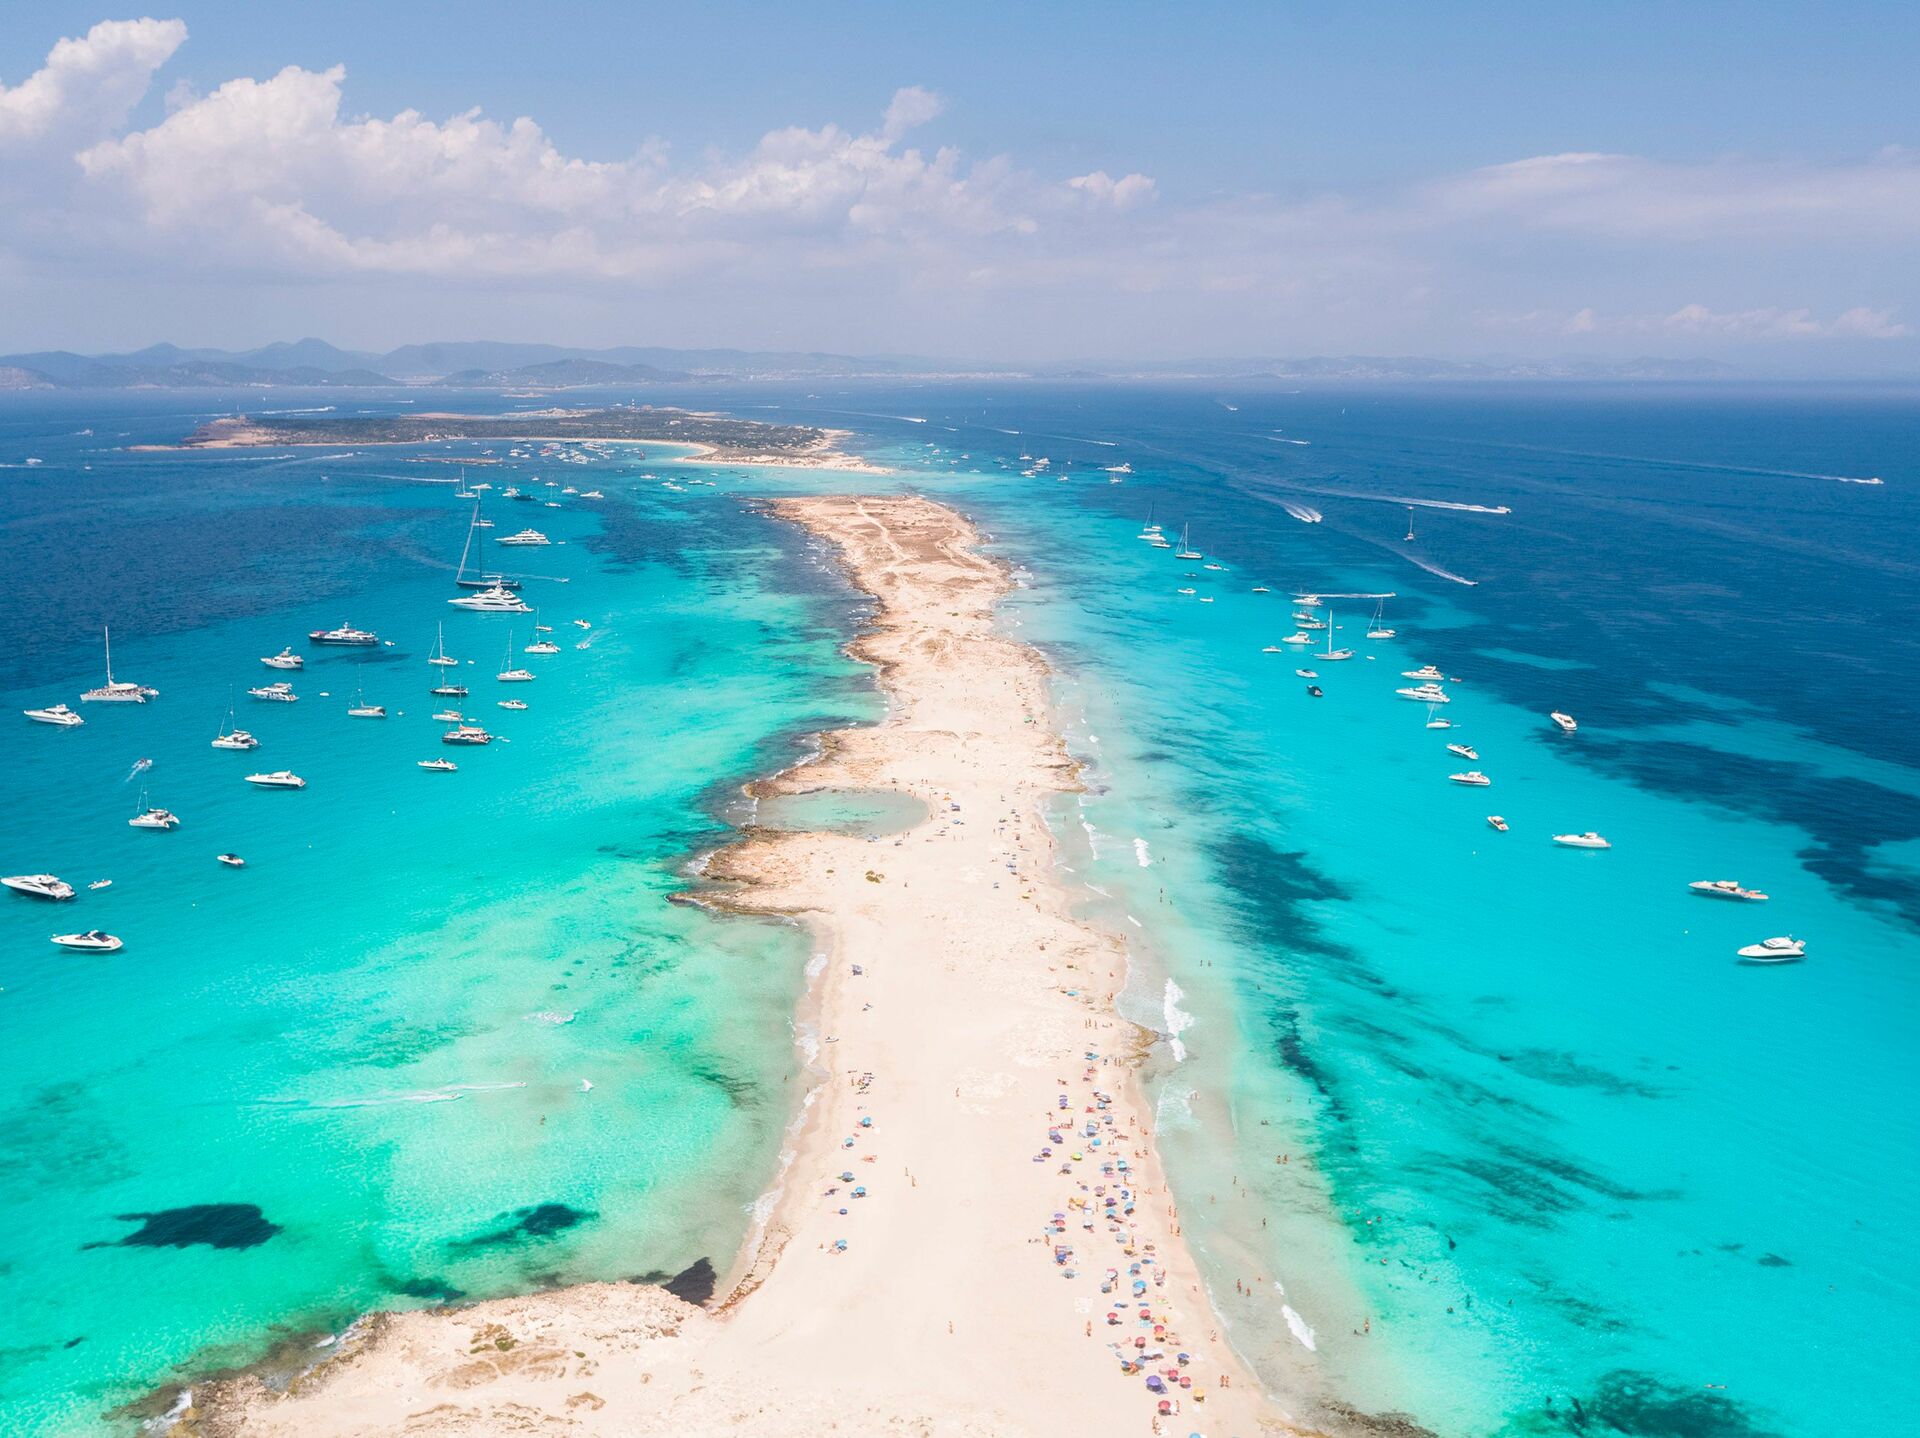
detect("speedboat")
(1486, 815), (1509, 832)
(1261, 645), (1284, 654)
(309, 623), (380, 646)
(418, 758), (459, 772)
(1552, 831), (1610, 849)
(1280, 633), (1313, 646)
(261, 648), (304, 670)
(1176, 586), (1196, 596)
(80, 626), (157, 702)
(1396, 684), (1450, 703)
(216, 853), (246, 868)
(1447, 743), (1479, 760)
(441, 724), (494, 746)
(1737, 936), (1805, 963)
(1251, 585), (1270, 593)
(244, 770), (307, 789)
(580, 490), (604, 500)
(129, 805), (180, 830)
(498, 698), (529, 710)
(3, 874), (76, 901)
(1449, 771), (1491, 787)
(51, 930), (122, 953)
(1295, 669), (1318, 679)
(1690, 880), (1769, 902)
(24, 703), (84, 727)
(495, 529), (550, 546)
(572, 619), (592, 630)
(248, 682), (298, 703)
(1403, 666), (1444, 680)
(1550, 711), (1578, 733)
(448, 585), (532, 613)
(88, 879), (112, 890)
(1306, 685), (1323, 697)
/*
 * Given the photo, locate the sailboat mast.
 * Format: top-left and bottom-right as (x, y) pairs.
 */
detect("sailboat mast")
(455, 501), (478, 584)
(103, 625), (114, 684)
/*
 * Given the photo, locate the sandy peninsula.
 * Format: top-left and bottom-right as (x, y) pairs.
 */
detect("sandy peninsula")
(177, 496), (1284, 1437)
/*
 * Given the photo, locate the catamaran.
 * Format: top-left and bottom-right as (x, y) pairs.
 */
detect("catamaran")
(497, 632), (535, 682)
(440, 724), (494, 746)
(525, 612), (561, 655)
(80, 626), (157, 702)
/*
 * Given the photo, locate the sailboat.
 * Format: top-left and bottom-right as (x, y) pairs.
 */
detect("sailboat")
(1366, 598), (1396, 640)
(525, 612), (561, 655)
(1404, 507), (1416, 542)
(347, 687), (386, 718)
(428, 622), (459, 667)
(211, 695), (259, 750)
(454, 501), (523, 592)
(1136, 501), (1162, 541)
(1316, 610), (1355, 661)
(454, 466), (476, 500)
(497, 631), (535, 683)
(80, 626), (158, 703)
(1175, 524), (1202, 561)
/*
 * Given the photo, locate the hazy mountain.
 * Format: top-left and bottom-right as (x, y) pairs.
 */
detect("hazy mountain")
(0, 340), (1743, 388)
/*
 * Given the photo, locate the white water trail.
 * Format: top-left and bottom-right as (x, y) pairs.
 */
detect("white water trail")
(1279, 501), (1323, 523)
(1133, 837), (1151, 868)
(1162, 978), (1196, 1062)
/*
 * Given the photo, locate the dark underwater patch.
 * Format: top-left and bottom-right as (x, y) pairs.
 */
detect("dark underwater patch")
(1525, 1368), (1788, 1437)
(454, 1202), (592, 1250)
(1497, 1048), (1669, 1099)
(84, 1204), (280, 1251)
(626, 1256), (719, 1306)
(393, 1276), (466, 1301)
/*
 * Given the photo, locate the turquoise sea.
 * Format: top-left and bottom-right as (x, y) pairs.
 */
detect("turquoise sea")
(1, 383), (1914, 1436)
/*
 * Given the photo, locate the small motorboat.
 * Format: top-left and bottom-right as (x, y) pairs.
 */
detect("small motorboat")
(1486, 815), (1509, 832)
(244, 770), (307, 789)
(1449, 771), (1491, 787)
(216, 853), (246, 868)
(261, 648), (304, 670)
(1737, 936), (1805, 963)
(23, 703), (84, 727)
(1690, 880), (1768, 902)
(1447, 743), (1479, 761)
(51, 930), (122, 953)
(1552, 831), (1610, 849)
(1261, 645), (1284, 654)
(4, 874), (76, 900)
(88, 879), (112, 890)
(1550, 711), (1578, 734)
(1295, 668), (1318, 678)
(1306, 685), (1323, 697)
(418, 758), (459, 772)
(1425, 717), (1453, 730)
(498, 699), (529, 710)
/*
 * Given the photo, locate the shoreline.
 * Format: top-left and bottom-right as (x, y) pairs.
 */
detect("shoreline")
(176, 495), (1286, 1436)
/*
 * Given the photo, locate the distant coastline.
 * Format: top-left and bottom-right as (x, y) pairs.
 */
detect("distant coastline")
(128, 406), (889, 474)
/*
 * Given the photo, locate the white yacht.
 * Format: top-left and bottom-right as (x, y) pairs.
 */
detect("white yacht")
(216, 853), (246, 868)
(347, 695), (387, 718)
(431, 708), (465, 721)
(1551, 831), (1611, 849)
(261, 648), (304, 670)
(1737, 936), (1805, 963)
(525, 612), (561, 654)
(248, 682), (298, 703)
(441, 724), (494, 746)
(428, 623), (460, 667)
(1397, 684), (1450, 703)
(213, 703), (258, 749)
(1486, 815), (1509, 832)
(1449, 771), (1491, 787)
(80, 626), (157, 702)
(24, 703), (84, 727)
(448, 585), (532, 613)
(244, 770), (307, 789)
(1280, 632), (1313, 646)
(1174, 524), (1202, 561)
(580, 490), (604, 500)
(50, 930), (122, 953)
(418, 758), (459, 772)
(1403, 665), (1444, 680)
(1447, 743), (1479, 760)
(496, 631), (535, 682)
(498, 698), (529, 710)
(1295, 668), (1318, 678)
(1261, 645), (1284, 654)
(1690, 880), (1769, 902)
(309, 623), (380, 646)
(1550, 711), (1578, 733)
(3, 874), (76, 901)
(495, 528), (551, 547)
(1251, 585), (1271, 593)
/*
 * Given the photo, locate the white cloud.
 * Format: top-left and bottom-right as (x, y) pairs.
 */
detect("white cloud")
(1482, 303), (1910, 341)
(1068, 170), (1157, 210)
(0, 17), (183, 145)
(881, 85), (944, 143)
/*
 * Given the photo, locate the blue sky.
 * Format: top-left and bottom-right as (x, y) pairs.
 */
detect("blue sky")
(3, 4), (1917, 369)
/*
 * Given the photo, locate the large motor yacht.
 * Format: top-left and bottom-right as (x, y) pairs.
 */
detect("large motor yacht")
(261, 647), (304, 670)
(244, 770), (307, 789)
(1551, 831), (1611, 849)
(51, 930), (122, 953)
(1689, 880), (1769, 902)
(1736, 936), (1804, 963)
(248, 682), (298, 703)
(24, 703), (84, 727)
(3, 874), (76, 900)
(494, 529), (551, 547)
(448, 585), (532, 613)
(309, 623), (380, 646)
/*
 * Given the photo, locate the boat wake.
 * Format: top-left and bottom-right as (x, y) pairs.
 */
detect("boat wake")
(1133, 837), (1151, 868)
(1267, 435), (1312, 446)
(1279, 501), (1323, 524)
(1404, 553), (1479, 586)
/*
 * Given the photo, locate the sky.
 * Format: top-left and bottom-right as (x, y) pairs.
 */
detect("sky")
(2, 2), (1918, 371)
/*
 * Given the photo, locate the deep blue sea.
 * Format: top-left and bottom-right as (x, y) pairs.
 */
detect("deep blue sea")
(0, 382), (1913, 1436)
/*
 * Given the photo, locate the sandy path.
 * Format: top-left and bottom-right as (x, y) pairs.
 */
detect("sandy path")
(180, 496), (1285, 1437)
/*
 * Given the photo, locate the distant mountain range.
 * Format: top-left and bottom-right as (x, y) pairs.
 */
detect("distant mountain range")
(0, 338), (1740, 389)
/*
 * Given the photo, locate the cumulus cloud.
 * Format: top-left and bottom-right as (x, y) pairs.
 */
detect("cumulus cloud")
(0, 17), (183, 144)
(1068, 170), (1157, 210)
